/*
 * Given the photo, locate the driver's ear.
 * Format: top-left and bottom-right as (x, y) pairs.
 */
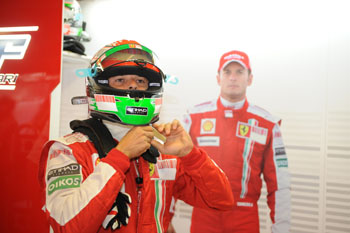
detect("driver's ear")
(216, 73), (221, 85)
(248, 73), (253, 86)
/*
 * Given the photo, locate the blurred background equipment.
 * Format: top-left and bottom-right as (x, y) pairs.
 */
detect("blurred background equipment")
(63, 0), (91, 55)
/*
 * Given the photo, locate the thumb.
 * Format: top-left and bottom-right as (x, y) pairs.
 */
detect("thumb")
(151, 140), (164, 154)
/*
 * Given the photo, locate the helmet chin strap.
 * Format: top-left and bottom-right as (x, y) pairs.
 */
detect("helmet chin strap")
(128, 91), (145, 101)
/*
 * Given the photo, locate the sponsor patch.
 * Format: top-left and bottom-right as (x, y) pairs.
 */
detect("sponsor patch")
(224, 110), (233, 118)
(237, 202), (253, 207)
(272, 125), (284, 146)
(153, 98), (162, 114)
(274, 130), (282, 138)
(129, 43), (142, 49)
(48, 175), (81, 195)
(154, 98), (162, 106)
(276, 158), (288, 168)
(275, 147), (286, 156)
(236, 122), (268, 145)
(126, 106), (148, 116)
(200, 118), (216, 134)
(60, 132), (88, 145)
(47, 163), (80, 181)
(224, 53), (244, 61)
(95, 94), (117, 112)
(98, 80), (108, 84)
(150, 159), (177, 180)
(197, 136), (220, 146)
(49, 148), (71, 160)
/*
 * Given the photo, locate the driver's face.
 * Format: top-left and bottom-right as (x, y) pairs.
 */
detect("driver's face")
(108, 74), (148, 90)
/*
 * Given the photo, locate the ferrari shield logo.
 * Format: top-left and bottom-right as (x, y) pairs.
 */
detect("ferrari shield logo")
(149, 162), (160, 179)
(149, 163), (155, 176)
(239, 124), (250, 137)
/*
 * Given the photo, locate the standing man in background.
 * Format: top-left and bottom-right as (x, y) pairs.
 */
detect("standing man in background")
(184, 50), (291, 233)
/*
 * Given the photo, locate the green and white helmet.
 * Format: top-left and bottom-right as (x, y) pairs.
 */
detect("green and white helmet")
(86, 39), (165, 126)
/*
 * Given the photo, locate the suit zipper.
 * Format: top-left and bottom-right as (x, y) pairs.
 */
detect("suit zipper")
(134, 159), (143, 233)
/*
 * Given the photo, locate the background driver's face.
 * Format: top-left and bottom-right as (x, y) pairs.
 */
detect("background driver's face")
(217, 62), (252, 102)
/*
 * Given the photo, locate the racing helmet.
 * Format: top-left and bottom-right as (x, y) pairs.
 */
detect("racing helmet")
(86, 39), (165, 125)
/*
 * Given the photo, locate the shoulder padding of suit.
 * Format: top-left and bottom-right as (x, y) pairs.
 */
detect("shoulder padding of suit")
(188, 99), (217, 114)
(247, 104), (281, 124)
(56, 132), (90, 146)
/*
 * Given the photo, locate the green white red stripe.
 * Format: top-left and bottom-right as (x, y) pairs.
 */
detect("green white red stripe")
(154, 180), (166, 233)
(240, 119), (258, 198)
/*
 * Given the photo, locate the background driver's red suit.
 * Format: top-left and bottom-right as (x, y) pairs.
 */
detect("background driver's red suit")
(184, 98), (290, 233)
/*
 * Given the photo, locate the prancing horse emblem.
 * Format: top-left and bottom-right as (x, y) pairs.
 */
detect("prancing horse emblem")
(239, 125), (249, 136)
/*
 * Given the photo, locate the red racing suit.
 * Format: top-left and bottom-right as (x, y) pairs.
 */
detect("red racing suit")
(184, 98), (290, 233)
(38, 129), (234, 233)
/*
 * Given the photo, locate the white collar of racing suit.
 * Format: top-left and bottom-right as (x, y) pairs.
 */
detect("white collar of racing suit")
(103, 120), (132, 142)
(220, 96), (245, 109)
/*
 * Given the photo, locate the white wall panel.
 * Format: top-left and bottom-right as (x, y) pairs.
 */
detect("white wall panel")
(60, 51), (90, 136)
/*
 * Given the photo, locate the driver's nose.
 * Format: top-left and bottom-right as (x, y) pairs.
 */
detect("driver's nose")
(128, 80), (138, 90)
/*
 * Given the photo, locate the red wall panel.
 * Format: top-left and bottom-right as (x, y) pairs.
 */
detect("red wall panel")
(0, 1), (63, 232)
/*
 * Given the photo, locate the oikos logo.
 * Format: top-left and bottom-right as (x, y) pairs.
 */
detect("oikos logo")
(48, 175), (81, 195)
